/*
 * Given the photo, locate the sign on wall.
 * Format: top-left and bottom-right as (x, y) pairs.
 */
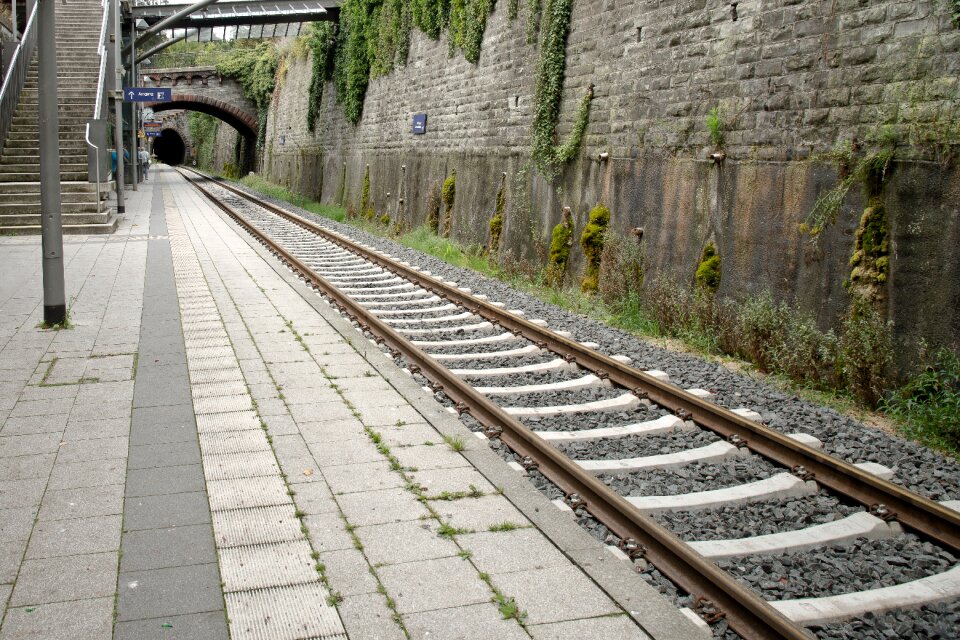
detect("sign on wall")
(412, 113), (427, 135)
(124, 87), (172, 102)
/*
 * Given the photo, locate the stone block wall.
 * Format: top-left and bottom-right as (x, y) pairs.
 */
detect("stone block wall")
(262, 0), (960, 358)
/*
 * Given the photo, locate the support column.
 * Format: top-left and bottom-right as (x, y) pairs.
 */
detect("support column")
(110, 0), (125, 213)
(38, 0), (65, 325)
(129, 9), (138, 190)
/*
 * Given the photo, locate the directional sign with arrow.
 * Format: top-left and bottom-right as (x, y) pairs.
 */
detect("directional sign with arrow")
(124, 87), (172, 102)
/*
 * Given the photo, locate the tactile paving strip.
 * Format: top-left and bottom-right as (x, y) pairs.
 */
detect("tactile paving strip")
(212, 505), (304, 547)
(218, 540), (318, 592)
(165, 188), (345, 639)
(225, 584), (347, 640)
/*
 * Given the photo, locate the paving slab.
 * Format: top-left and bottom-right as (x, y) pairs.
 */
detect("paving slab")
(376, 556), (492, 614)
(355, 520), (460, 566)
(117, 563), (224, 621)
(432, 494), (528, 533)
(528, 615), (651, 639)
(489, 565), (621, 625)
(335, 592), (406, 640)
(25, 514), (122, 559)
(0, 597), (114, 640)
(10, 552), (118, 606)
(403, 602), (530, 640)
(459, 528), (571, 574)
(114, 611), (230, 640)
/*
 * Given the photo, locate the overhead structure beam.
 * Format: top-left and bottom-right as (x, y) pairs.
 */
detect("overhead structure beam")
(133, 1), (339, 30)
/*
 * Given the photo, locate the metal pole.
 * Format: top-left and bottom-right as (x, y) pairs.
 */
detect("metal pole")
(111, 0), (125, 212)
(122, 0), (218, 56)
(129, 9), (137, 191)
(135, 29), (196, 65)
(38, 0), (65, 325)
(12, 0), (17, 40)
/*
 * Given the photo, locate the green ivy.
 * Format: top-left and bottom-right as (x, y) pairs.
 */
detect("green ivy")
(333, 0), (493, 124)
(306, 22), (337, 132)
(530, 0), (593, 179)
(215, 41), (279, 151)
(359, 165), (371, 219)
(488, 175), (507, 255)
(547, 206), (573, 286)
(188, 112), (219, 170)
(441, 170), (456, 237)
(526, 0), (543, 44)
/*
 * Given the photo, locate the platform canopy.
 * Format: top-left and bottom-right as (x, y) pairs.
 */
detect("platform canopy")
(133, 1), (340, 40)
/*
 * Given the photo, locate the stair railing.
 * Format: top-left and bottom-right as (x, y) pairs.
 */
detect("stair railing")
(85, 0), (111, 209)
(0, 2), (39, 154)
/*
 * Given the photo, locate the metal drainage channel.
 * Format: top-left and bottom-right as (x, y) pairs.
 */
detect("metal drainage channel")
(180, 167), (959, 639)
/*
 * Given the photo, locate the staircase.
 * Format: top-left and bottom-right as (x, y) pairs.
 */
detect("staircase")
(0, 0), (117, 234)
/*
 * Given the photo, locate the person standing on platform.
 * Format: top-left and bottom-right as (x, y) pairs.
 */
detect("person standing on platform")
(139, 146), (150, 181)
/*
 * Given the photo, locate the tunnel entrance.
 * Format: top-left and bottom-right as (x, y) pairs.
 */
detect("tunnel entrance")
(153, 129), (186, 166)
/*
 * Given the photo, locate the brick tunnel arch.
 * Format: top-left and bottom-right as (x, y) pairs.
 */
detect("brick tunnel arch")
(147, 94), (258, 140)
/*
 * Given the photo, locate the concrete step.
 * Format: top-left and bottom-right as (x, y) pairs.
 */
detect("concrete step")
(0, 181), (110, 196)
(0, 193), (103, 206)
(0, 171), (88, 182)
(1, 154), (88, 165)
(0, 213), (119, 235)
(0, 208), (108, 224)
(0, 162), (88, 171)
(2, 140), (90, 151)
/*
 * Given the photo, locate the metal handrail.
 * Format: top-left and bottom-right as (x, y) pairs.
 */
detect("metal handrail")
(85, 0), (111, 208)
(0, 3), (39, 153)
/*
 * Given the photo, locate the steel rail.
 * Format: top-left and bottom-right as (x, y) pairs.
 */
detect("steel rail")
(186, 171), (960, 558)
(180, 168), (811, 640)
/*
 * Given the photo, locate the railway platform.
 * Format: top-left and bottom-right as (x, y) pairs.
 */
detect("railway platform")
(0, 165), (706, 639)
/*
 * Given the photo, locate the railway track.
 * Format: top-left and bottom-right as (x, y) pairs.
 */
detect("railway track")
(179, 167), (960, 640)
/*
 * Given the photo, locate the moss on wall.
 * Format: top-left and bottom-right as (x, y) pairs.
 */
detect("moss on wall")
(580, 203), (609, 291)
(442, 169), (456, 237)
(547, 206), (574, 286)
(488, 174), (507, 255)
(695, 242), (721, 292)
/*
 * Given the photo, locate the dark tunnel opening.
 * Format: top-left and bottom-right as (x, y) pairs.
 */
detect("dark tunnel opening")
(153, 129), (186, 166)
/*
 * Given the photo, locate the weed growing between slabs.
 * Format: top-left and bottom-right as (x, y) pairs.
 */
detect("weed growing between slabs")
(232, 176), (960, 458)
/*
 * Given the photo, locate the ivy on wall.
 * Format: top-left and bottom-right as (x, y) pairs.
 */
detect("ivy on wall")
(306, 22), (337, 132)
(216, 41), (279, 151)
(530, 0), (593, 179)
(331, 0), (495, 124)
(189, 112), (220, 170)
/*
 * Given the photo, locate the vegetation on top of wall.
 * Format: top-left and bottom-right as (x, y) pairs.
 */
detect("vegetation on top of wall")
(306, 22), (337, 132)
(215, 41), (280, 151)
(579, 203), (609, 291)
(332, 0), (494, 124)
(530, 0), (594, 179)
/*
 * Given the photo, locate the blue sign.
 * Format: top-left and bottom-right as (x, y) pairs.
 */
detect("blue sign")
(146, 131), (161, 138)
(412, 113), (427, 135)
(124, 87), (172, 102)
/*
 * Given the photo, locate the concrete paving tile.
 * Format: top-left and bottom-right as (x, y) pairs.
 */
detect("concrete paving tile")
(260, 413), (299, 435)
(38, 484), (124, 521)
(128, 440), (201, 469)
(528, 615), (650, 639)
(25, 514), (122, 559)
(254, 398), (288, 416)
(298, 417), (367, 444)
(0, 583), (9, 609)
(218, 539), (318, 592)
(47, 458), (126, 490)
(355, 404), (426, 427)
(0, 506), (34, 544)
(10, 398), (74, 418)
(0, 539), (27, 583)
(411, 467), (496, 498)
(271, 434), (312, 460)
(374, 421), (440, 447)
(16, 385), (77, 402)
(281, 387), (340, 407)
(0, 596), (113, 640)
(432, 495), (528, 533)
(10, 552), (117, 605)
(336, 488), (430, 527)
(117, 563), (223, 621)
(288, 400), (355, 424)
(0, 478), (46, 509)
(223, 582), (344, 638)
(69, 399), (132, 422)
(113, 611), (229, 640)
(0, 453), (55, 482)
(490, 565), (620, 625)
(63, 417), (130, 441)
(317, 548), (379, 596)
(302, 513), (354, 553)
(377, 556), (491, 614)
(336, 592), (407, 640)
(339, 386), (405, 409)
(126, 464), (205, 497)
(120, 524), (217, 572)
(194, 410), (260, 434)
(289, 481), (337, 515)
(355, 520), (459, 567)
(0, 432), (63, 458)
(392, 444), (471, 471)
(403, 601), (530, 640)
(130, 404), (197, 444)
(124, 492), (212, 531)
(309, 437), (383, 468)
(277, 455), (323, 485)
(323, 460), (404, 495)
(459, 529), (570, 575)
(56, 435), (128, 464)
(133, 374), (191, 409)
(0, 413), (69, 437)
(247, 383), (281, 403)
